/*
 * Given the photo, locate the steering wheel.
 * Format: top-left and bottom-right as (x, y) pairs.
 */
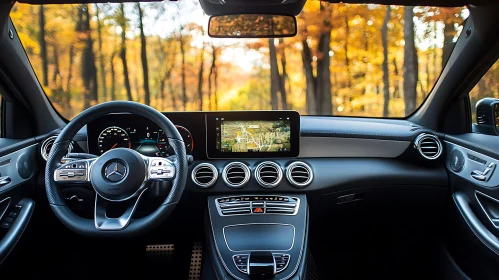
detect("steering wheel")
(45, 101), (188, 237)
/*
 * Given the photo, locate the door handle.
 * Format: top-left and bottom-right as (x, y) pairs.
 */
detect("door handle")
(453, 192), (499, 256)
(0, 176), (11, 187)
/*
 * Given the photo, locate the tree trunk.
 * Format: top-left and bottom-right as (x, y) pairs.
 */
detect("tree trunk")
(382, 6), (391, 117)
(403, 6), (418, 116)
(343, 13), (351, 89)
(95, 4), (107, 101)
(392, 58), (400, 98)
(442, 22), (455, 70)
(77, 4), (98, 109)
(269, 38), (280, 110)
(137, 3), (150, 106)
(52, 45), (60, 86)
(213, 47), (219, 110)
(167, 73), (176, 110)
(208, 45), (218, 111)
(110, 51), (116, 100)
(179, 30), (187, 110)
(119, 3), (133, 101)
(317, 31), (332, 115)
(301, 40), (317, 115)
(197, 45), (205, 111)
(433, 21), (439, 80)
(66, 44), (74, 113)
(39, 5), (48, 87)
(278, 38), (288, 110)
(52, 44), (63, 105)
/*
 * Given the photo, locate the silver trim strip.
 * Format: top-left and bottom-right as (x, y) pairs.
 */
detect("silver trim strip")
(222, 223), (296, 252)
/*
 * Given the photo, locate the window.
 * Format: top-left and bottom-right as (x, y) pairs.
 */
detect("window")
(10, 2), (468, 119)
(470, 58), (499, 122)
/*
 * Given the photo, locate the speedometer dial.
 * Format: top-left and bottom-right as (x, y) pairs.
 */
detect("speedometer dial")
(157, 125), (194, 156)
(98, 126), (131, 154)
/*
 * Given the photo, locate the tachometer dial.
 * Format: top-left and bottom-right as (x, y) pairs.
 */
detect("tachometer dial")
(98, 126), (131, 154)
(157, 125), (194, 156)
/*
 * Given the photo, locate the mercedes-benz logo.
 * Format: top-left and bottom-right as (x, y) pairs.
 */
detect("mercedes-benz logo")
(104, 161), (127, 182)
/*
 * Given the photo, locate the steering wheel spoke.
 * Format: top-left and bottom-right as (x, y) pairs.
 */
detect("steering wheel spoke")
(143, 156), (176, 181)
(54, 158), (95, 184)
(94, 188), (147, 231)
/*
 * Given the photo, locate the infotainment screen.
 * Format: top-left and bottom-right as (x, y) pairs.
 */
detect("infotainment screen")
(206, 111), (300, 158)
(218, 120), (291, 152)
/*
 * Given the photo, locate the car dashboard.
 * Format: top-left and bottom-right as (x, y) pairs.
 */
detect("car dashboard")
(37, 111), (449, 280)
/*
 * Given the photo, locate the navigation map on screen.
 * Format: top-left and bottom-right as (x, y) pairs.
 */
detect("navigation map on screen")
(218, 120), (291, 152)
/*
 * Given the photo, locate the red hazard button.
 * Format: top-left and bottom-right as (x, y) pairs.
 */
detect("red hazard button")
(252, 207), (264, 213)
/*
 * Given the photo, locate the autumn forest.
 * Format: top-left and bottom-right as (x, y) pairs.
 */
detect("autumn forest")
(10, 1), (478, 120)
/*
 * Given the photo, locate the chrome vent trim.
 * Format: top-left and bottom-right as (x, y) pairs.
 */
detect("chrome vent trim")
(286, 161), (313, 188)
(222, 162), (250, 188)
(41, 136), (73, 161)
(191, 163), (218, 188)
(414, 133), (442, 160)
(216, 196), (300, 216)
(255, 161), (283, 188)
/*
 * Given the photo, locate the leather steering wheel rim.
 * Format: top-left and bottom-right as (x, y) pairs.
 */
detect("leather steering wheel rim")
(45, 101), (188, 237)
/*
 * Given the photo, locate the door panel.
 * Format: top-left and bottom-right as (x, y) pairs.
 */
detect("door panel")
(445, 134), (499, 279)
(0, 138), (37, 265)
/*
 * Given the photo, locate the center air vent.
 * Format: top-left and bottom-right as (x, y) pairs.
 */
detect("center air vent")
(40, 136), (73, 161)
(255, 161), (283, 188)
(414, 133), (442, 160)
(191, 163), (218, 188)
(286, 161), (313, 188)
(222, 162), (250, 188)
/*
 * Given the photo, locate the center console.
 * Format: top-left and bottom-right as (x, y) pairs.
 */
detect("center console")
(205, 194), (309, 279)
(195, 111), (308, 279)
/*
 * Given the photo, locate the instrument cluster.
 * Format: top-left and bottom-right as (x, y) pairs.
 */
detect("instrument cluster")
(93, 120), (194, 157)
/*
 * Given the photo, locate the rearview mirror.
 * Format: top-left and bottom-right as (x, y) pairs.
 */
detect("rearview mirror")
(208, 14), (297, 38)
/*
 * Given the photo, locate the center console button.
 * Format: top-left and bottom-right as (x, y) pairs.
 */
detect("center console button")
(252, 207), (264, 213)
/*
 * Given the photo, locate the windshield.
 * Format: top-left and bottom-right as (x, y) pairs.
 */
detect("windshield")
(10, 1), (468, 119)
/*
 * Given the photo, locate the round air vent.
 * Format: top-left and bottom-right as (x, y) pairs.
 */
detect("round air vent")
(40, 136), (73, 161)
(414, 133), (442, 160)
(191, 163), (218, 188)
(255, 161), (283, 188)
(286, 161), (313, 188)
(222, 162), (250, 188)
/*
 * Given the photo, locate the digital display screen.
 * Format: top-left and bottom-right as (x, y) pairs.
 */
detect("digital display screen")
(216, 120), (291, 153)
(206, 111), (300, 158)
